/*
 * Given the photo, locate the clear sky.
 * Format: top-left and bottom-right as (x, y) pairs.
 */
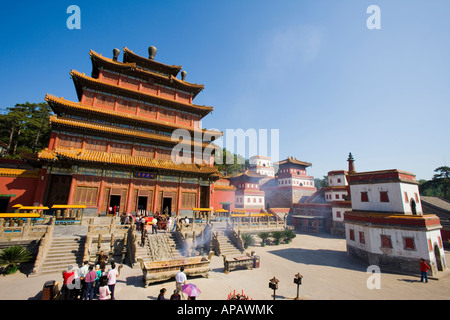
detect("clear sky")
(0, 0), (449, 181)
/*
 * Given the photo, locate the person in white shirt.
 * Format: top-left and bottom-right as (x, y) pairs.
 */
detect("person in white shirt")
(107, 262), (120, 300)
(166, 217), (172, 233)
(175, 266), (187, 293)
(79, 261), (89, 300)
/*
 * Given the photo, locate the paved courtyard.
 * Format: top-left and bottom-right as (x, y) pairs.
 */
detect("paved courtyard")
(0, 232), (449, 300)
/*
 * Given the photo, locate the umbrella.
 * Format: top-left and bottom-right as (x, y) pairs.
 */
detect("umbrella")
(181, 283), (201, 297)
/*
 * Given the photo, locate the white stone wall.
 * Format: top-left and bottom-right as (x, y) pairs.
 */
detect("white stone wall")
(329, 174), (347, 187)
(350, 182), (422, 214)
(345, 222), (445, 265)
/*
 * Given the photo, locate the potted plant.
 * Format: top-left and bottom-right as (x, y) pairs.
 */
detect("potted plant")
(257, 232), (270, 247)
(271, 231), (284, 245)
(283, 229), (296, 243)
(241, 234), (255, 249)
(0, 245), (32, 274)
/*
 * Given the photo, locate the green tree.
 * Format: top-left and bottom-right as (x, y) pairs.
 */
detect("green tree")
(214, 148), (248, 176)
(314, 175), (329, 189)
(0, 102), (51, 157)
(419, 166), (450, 201)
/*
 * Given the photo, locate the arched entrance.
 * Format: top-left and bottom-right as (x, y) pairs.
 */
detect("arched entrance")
(434, 244), (443, 271)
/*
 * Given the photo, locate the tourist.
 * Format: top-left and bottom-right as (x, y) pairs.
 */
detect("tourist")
(61, 265), (75, 300)
(107, 262), (119, 300)
(171, 217), (177, 232)
(420, 258), (431, 283)
(72, 265), (81, 300)
(136, 213), (141, 231)
(175, 266), (187, 292)
(141, 226), (147, 246)
(98, 277), (111, 300)
(84, 265), (97, 300)
(184, 216), (189, 225)
(94, 264), (101, 296)
(158, 288), (167, 300)
(170, 290), (181, 300)
(152, 216), (158, 234)
(97, 250), (108, 268)
(166, 216), (172, 233)
(140, 215), (146, 233)
(79, 261), (89, 300)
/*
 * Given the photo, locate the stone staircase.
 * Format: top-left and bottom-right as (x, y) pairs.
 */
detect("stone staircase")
(39, 236), (86, 275)
(135, 232), (186, 265)
(216, 231), (242, 257)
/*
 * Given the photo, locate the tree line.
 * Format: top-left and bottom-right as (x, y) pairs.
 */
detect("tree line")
(0, 102), (52, 157)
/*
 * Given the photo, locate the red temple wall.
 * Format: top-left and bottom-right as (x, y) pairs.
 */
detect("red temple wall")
(0, 176), (39, 211)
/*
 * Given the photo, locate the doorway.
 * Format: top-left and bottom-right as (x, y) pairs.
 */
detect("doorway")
(138, 196), (148, 215)
(434, 244), (443, 271)
(410, 199), (417, 215)
(0, 197), (10, 212)
(162, 197), (172, 215)
(109, 195), (121, 214)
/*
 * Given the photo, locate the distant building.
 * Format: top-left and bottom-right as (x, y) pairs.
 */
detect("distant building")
(262, 157), (316, 210)
(344, 166), (447, 276)
(212, 177), (236, 213)
(227, 169), (266, 213)
(249, 155), (275, 177)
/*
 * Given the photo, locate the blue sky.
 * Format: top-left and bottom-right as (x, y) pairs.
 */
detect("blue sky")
(0, 0), (449, 181)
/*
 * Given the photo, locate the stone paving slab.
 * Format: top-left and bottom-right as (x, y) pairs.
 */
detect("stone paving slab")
(0, 232), (449, 300)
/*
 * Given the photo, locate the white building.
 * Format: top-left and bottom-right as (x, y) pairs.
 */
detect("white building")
(249, 155), (275, 177)
(344, 168), (447, 276)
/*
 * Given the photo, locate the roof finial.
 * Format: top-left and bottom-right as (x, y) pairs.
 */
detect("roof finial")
(181, 71), (187, 81)
(148, 46), (157, 60)
(113, 48), (120, 61)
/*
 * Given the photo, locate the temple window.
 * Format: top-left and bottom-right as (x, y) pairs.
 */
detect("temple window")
(361, 192), (369, 202)
(380, 191), (389, 203)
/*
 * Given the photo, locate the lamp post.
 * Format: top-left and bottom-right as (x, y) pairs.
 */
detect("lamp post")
(294, 273), (303, 300)
(269, 277), (279, 300)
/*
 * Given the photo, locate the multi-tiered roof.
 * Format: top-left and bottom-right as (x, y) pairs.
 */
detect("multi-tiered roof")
(39, 46), (222, 177)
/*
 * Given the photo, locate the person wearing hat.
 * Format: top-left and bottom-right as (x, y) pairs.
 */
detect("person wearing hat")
(61, 265), (75, 300)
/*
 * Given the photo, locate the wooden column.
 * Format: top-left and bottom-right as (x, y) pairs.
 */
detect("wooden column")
(152, 184), (159, 215)
(126, 180), (134, 214)
(177, 185), (182, 217)
(67, 175), (78, 205)
(97, 178), (106, 215)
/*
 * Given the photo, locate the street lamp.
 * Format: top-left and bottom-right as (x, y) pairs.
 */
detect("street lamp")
(269, 277), (279, 300)
(294, 273), (303, 300)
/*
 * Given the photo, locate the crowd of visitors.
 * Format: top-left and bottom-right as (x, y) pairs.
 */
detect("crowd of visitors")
(60, 251), (122, 300)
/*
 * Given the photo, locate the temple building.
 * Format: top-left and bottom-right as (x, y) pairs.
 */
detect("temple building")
(29, 46), (221, 217)
(291, 153), (353, 235)
(261, 157), (316, 210)
(344, 166), (447, 276)
(227, 169), (266, 213)
(249, 155), (275, 177)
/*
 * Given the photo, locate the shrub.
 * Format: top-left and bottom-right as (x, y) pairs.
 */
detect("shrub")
(241, 234), (255, 249)
(271, 231), (284, 245)
(283, 229), (296, 243)
(257, 232), (271, 247)
(0, 245), (32, 274)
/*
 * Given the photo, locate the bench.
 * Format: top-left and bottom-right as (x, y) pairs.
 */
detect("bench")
(223, 255), (255, 274)
(137, 252), (214, 287)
